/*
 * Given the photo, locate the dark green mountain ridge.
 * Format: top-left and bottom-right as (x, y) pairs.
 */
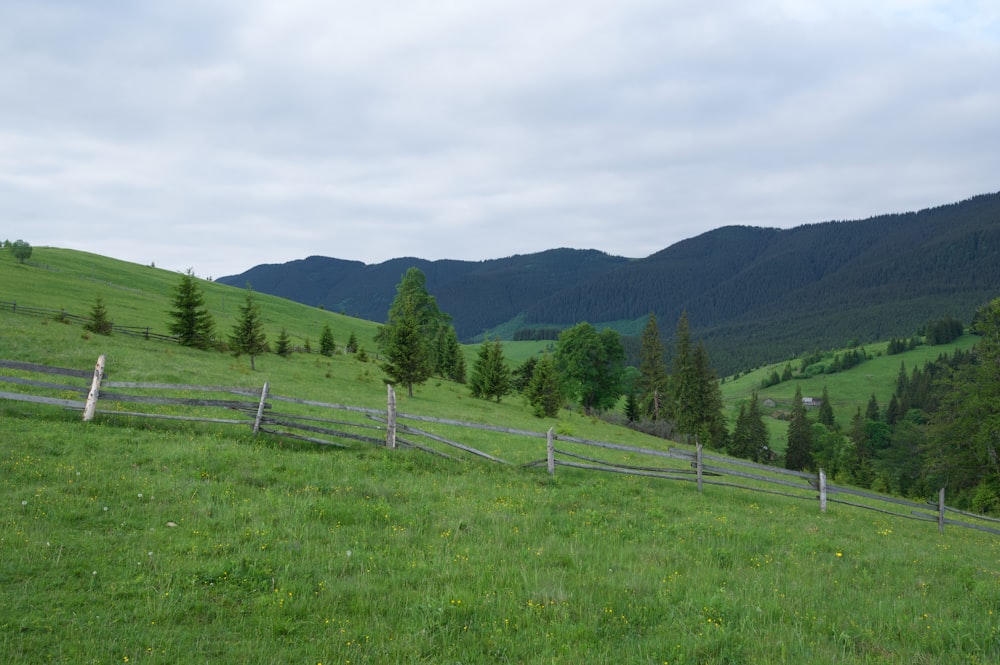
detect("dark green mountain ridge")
(219, 192), (1000, 373)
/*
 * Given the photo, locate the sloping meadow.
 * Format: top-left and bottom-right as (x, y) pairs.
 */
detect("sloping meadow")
(2, 318), (999, 663)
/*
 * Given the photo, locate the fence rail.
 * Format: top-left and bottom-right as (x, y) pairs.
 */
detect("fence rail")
(0, 300), (179, 342)
(3, 354), (1000, 538)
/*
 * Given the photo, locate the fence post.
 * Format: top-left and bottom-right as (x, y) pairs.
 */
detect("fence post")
(253, 382), (269, 435)
(547, 427), (555, 476)
(818, 469), (827, 513)
(82, 354), (106, 422)
(695, 436), (703, 493)
(938, 488), (946, 534)
(386, 384), (397, 449)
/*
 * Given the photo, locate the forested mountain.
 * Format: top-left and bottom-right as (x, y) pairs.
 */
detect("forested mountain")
(220, 192), (1000, 374)
(218, 249), (631, 340)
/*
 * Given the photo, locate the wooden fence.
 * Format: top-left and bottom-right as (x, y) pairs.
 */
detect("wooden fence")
(0, 300), (178, 342)
(3, 354), (1000, 539)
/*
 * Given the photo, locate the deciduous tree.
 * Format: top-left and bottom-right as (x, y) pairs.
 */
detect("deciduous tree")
(554, 322), (624, 413)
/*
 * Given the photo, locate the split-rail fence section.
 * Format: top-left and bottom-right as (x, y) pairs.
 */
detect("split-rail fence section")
(3, 354), (999, 539)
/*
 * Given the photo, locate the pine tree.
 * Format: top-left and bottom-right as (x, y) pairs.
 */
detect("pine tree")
(671, 312), (727, 448)
(512, 357), (539, 393)
(817, 385), (836, 429)
(526, 353), (562, 418)
(435, 325), (464, 382)
(637, 313), (669, 420)
(85, 295), (113, 336)
(785, 386), (814, 471)
(346, 331), (359, 354)
(275, 327), (292, 358)
(469, 339), (512, 403)
(375, 267), (450, 397)
(319, 324), (335, 356)
(380, 300), (434, 397)
(168, 269), (215, 349)
(729, 392), (769, 462)
(229, 287), (268, 370)
(671, 310), (698, 437)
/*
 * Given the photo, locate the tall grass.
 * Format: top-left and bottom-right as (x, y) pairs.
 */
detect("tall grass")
(3, 248), (999, 663)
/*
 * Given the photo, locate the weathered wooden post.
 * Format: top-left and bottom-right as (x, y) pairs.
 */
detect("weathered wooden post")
(695, 436), (703, 493)
(82, 354), (106, 422)
(252, 382), (269, 435)
(546, 427), (555, 476)
(386, 384), (397, 449)
(818, 469), (827, 513)
(938, 487), (946, 534)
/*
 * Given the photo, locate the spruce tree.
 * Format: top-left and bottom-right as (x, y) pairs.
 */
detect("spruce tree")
(346, 331), (359, 354)
(469, 339), (512, 403)
(85, 295), (113, 336)
(526, 353), (562, 418)
(229, 287), (268, 370)
(275, 327), (292, 358)
(319, 324), (335, 356)
(375, 267), (450, 396)
(168, 269), (215, 349)
(729, 392), (769, 462)
(785, 386), (814, 471)
(637, 312), (669, 420)
(817, 385), (836, 429)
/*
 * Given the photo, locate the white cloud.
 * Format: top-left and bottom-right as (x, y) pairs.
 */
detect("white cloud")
(1, 0), (998, 277)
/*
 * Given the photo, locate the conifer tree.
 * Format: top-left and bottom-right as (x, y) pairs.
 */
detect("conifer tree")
(435, 325), (465, 382)
(637, 312), (669, 420)
(469, 339), (512, 403)
(526, 353), (562, 418)
(275, 327), (292, 358)
(319, 324), (335, 356)
(229, 287), (268, 370)
(85, 295), (113, 336)
(785, 386), (814, 471)
(729, 392), (769, 462)
(375, 267), (450, 396)
(671, 312), (727, 448)
(817, 385), (836, 429)
(346, 331), (359, 354)
(168, 269), (215, 349)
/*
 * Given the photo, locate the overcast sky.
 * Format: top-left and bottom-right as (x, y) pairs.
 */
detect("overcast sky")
(2, 1), (998, 279)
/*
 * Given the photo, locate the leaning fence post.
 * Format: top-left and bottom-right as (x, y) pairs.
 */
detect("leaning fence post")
(82, 354), (106, 422)
(252, 382), (269, 435)
(546, 427), (555, 476)
(938, 488), (946, 534)
(695, 436), (703, 493)
(818, 469), (827, 513)
(386, 384), (397, 449)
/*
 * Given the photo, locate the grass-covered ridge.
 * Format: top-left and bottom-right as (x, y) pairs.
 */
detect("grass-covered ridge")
(2, 247), (1000, 663)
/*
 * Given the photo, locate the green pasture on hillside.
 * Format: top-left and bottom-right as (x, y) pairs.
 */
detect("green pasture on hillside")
(3, 248), (1000, 663)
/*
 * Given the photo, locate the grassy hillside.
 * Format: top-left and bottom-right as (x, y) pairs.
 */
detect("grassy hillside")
(719, 336), (979, 454)
(3, 248), (1000, 663)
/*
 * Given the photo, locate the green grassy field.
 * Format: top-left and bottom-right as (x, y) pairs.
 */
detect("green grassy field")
(3, 247), (1000, 664)
(719, 336), (979, 454)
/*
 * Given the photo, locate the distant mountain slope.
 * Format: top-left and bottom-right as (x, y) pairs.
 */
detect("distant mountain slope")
(220, 192), (1000, 373)
(218, 249), (631, 339)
